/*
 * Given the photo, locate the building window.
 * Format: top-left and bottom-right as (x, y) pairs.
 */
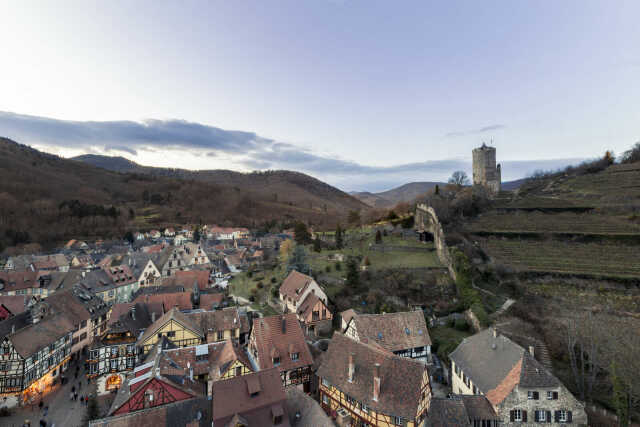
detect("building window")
(291, 352), (299, 361)
(110, 359), (117, 370)
(217, 331), (224, 340)
(536, 410), (547, 422)
(346, 395), (356, 405)
(322, 394), (328, 404)
(548, 390), (558, 400)
(558, 410), (567, 422)
(167, 331), (176, 337)
(362, 404), (369, 414)
(393, 416), (404, 426)
(272, 357), (280, 366)
(235, 366), (242, 376)
(321, 378), (330, 388)
(111, 347), (118, 357)
(513, 409), (522, 422)
(0, 362), (8, 371)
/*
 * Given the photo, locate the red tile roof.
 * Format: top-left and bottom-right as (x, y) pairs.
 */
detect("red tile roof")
(279, 270), (315, 302)
(250, 313), (313, 373)
(174, 270), (210, 290)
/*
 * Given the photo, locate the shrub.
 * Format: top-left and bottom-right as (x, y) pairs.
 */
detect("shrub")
(256, 282), (264, 289)
(247, 271), (253, 278)
(335, 262), (342, 271)
(471, 302), (489, 327)
(249, 295), (255, 302)
(270, 277), (277, 284)
(325, 265), (331, 273)
(454, 318), (469, 331)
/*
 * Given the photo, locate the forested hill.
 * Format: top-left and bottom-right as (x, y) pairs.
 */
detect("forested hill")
(72, 154), (366, 213)
(0, 138), (367, 250)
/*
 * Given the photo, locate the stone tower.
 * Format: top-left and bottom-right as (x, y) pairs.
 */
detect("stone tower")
(472, 143), (501, 192)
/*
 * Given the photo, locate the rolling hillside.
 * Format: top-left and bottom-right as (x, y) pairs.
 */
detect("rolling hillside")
(72, 154), (367, 214)
(0, 138), (367, 249)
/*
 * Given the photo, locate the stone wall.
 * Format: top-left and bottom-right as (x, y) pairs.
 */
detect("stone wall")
(415, 204), (456, 281)
(497, 383), (588, 427)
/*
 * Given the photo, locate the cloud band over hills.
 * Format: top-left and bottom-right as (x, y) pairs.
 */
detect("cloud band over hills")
(0, 111), (583, 192)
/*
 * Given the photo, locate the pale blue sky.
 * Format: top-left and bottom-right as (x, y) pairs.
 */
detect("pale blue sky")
(1, 1), (638, 191)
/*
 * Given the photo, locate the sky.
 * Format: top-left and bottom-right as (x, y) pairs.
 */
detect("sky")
(1, 1), (639, 192)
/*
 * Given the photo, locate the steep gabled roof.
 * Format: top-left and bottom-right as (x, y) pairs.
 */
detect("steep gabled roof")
(159, 340), (252, 380)
(450, 328), (561, 406)
(424, 398), (470, 426)
(350, 310), (431, 352)
(251, 313), (313, 372)
(9, 313), (75, 357)
(138, 307), (203, 345)
(279, 270), (315, 302)
(211, 368), (290, 426)
(317, 333), (427, 420)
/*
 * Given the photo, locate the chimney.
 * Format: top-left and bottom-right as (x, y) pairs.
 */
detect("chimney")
(529, 345), (535, 357)
(281, 316), (286, 334)
(131, 306), (136, 320)
(373, 363), (381, 401)
(11, 324), (15, 334)
(152, 311), (156, 323)
(492, 327), (497, 338)
(348, 353), (355, 383)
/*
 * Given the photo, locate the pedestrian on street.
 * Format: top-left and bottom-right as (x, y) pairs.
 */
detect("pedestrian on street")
(71, 385), (75, 393)
(69, 391), (73, 401)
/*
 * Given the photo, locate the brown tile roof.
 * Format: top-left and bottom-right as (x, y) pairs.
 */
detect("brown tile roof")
(351, 310), (431, 352)
(133, 292), (193, 312)
(0, 271), (40, 291)
(211, 368), (290, 426)
(9, 313), (75, 357)
(250, 313), (313, 373)
(174, 270), (210, 290)
(424, 398), (470, 426)
(457, 395), (498, 421)
(185, 307), (241, 336)
(296, 293), (330, 322)
(0, 295), (29, 315)
(279, 270), (314, 302)
(159, 340), (252, 380)
(198, 293), (224, 310)
(317, 333), (428, 420)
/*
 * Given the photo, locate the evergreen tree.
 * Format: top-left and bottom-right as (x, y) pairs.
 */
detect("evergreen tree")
(294, 222), (312, 245)
(375, 229), (382, 244)
(434, 184), (440, 195)
(335, 224), (343, 249)
(313, 236), (322, 252)
(193, 227), (201, 243)
(346, 256), (359, 287)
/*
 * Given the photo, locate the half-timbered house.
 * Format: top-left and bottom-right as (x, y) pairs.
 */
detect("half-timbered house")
(248, 313), (313, 390)
(317, 333), (432, 427)
(345, 310), (432, 363)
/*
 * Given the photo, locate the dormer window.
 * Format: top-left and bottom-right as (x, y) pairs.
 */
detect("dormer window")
(272, 357), (280, 366)
(290, 352), (299, 361)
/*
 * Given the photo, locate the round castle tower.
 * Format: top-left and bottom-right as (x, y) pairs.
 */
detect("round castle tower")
(472, 143), (501, 193)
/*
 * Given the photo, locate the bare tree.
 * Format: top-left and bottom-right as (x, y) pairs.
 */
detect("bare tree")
(448, 170), (470, 186)
(563, 311), (604, 402)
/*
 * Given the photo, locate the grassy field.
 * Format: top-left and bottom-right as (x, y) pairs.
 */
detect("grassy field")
(309, 233), (441, 273)
(479, 238), (640, 278)
(229, 265), (288, 300)
(466, 211), (640, 235)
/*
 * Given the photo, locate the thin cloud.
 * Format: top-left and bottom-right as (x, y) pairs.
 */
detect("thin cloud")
(0, 111), (581, 192)
(445, 124), (506, 138)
